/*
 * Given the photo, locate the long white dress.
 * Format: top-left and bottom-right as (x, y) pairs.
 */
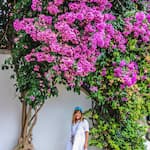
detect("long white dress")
(66, 119), (89, 150)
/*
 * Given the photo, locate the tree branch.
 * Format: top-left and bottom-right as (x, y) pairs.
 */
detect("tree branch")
(28, 103), (44, 126)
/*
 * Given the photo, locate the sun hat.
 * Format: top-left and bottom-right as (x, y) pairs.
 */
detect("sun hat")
(74, 106), (83, 113)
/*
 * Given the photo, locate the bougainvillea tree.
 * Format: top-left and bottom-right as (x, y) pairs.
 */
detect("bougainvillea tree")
(83, 1), (150, 149)
(3, 0), (150, 149)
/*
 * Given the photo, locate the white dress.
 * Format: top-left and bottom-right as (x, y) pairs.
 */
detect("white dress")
(66, 119), (89, 150)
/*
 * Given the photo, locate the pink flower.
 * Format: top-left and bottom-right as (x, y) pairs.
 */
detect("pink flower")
(47, 2), (59, 15)
(142, 35), (149, 42)
(114, 67), (122, 77)
(31, 0), (42, 12)
(13, 19), (23, 31)
(14, 38), (20, 43)
(114, 61), (138, 87)
(30, 96), (35, 101)
(135, 12), (146, 23)
(76, 13), (84, 21)
(37, 73), (41, 78)
(25, 54), (32, 62)
(85, 24), (95, 33)
(52, 65), (59, 71)
(120, 84), (125, 89)
(92, 32), (105, 48)
(34, 65), (40, 72)
(119, 60), (126, 67)
(54, 0), (64, 6)
(96, 23), (106, 32)
(69, 2), (81, 11)
(127, 62), (137, 70)
(141, 75), (147, 81)
(45, 54), (55, 63)
(121, 97), (128, 102)
(39, 15), (52, 25)
(35, 52), (45, 62)
(90, 86), (98, 92)
(23, 45), (28, 49)
(147, 14), (150, 23)
(85, 11), (95, 22)
(104, 14), (116, 21)
(64, 12), (76, 24)
(101, 68), (107, 76)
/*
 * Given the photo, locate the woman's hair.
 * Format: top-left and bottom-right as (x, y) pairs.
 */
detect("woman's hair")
(72, 110), (84, 124)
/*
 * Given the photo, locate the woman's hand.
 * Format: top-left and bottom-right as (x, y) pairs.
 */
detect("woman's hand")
(84, 131), (89, 150)
(84, 142), (88, 150)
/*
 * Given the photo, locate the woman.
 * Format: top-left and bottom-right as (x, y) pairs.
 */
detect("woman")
(66, 106), (89, 150)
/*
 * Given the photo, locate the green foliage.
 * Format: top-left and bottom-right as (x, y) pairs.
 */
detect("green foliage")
(82, 1), (150, 149)
(110, 0), (145, 16)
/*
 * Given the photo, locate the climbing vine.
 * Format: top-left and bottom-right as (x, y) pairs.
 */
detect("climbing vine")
(2, 0), (150, 150)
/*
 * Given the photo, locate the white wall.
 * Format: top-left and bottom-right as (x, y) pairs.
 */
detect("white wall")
(0, 54), (98, 150)
(0, 54), (21, 150)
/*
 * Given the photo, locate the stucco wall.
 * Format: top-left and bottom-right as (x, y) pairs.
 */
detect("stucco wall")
(0, 54), (99, 150)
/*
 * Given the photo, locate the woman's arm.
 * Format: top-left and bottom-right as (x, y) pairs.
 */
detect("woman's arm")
(84, 131), (89, 149)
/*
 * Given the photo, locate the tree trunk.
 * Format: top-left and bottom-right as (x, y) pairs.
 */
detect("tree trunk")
(14, 101), (43, 150)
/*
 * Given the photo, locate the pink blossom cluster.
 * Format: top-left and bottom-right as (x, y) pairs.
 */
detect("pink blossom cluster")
(25, 51), (56, 63)
(46, 0), (66, 14)
(13, 0), (127, 86)
(114, 60), (138, 88)
(90, 86), (98, 92)
(31, 0), (42, 12)
(124, 12), (150, 43)
(47, 2), (60, 15)
(13, 18), (36, 34)
(38, 15), (52, 25)
(30, 95), (35, 101)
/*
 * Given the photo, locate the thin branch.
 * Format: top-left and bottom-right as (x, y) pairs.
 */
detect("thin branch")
(0, 23), (9, 43)
(20, 91), (27, 137)
(28, 103), (44, 126)
(21, 101), (26, 137)
(23, 106), (32, 138)
(117, 0), (125, 10)
(28, 112), (38, 138)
